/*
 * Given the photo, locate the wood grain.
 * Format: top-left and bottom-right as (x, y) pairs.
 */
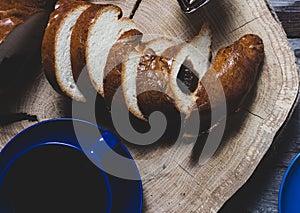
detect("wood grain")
(90, 0), (137, 17)
(220, 41), (300, 212)
(270, 0), (300, 38)
(0, 120), (38, 150)
(129, 0), (299, 212)
(0, 0), (298, 213)
(221, 0), (300, 209)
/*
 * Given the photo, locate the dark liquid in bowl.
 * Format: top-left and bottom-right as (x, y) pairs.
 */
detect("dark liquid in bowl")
(0, 145), (109, 213)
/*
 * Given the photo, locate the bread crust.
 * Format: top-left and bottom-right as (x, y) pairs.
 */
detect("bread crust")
(41, 1), (264, 131)
(42, 1), (91, 94)
(85, 9), (140, 98)
(122, 38), (177, 119)
(134, 34), (264, 125)
(0, 17), (23, 44)
(133, 43), (185, 119)
(0, 2), (45, 44)
(0, 0), (58, 93)
(196, 34), (264, 114)
(136, 54), (178, 117)
(70, 4), (121, 83)
(103, 29), (142, 108)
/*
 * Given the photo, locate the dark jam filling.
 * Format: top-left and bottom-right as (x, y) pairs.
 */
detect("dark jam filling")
(177, 62), (199, 94)
(0, 145), (109, 213)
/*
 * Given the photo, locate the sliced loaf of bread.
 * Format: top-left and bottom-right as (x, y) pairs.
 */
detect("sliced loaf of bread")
(71, 4), (142, 104)
(121, 50), (144, 120)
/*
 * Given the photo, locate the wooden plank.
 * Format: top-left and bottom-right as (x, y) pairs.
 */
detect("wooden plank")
(130, 0), (299, 212)
(269, 0), (300, 38)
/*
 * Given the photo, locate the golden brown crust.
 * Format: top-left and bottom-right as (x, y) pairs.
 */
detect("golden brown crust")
(41, 0), (263, 131)
(103, 29), (142, 108)
(103, 64), (122, 107)
(196, 34), (264, 114)
(0, 0), (57, 92)
(0, 1), (12, 11)
(70, 4), (109, 82)
(0, 0), (58, 44)
(0, 2), (45, 44)
(132, 44), (184, 118)
(133, 34), (263, 124)
(70, 4), (124, 102)
(136, 54), (178, 117)
(72, 4), (122, 98)
(41, 1), (91, 94)
(0, 3), (43, 19)
(0, 17), (23, 44)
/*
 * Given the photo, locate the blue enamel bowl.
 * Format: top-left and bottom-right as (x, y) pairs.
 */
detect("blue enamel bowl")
(0, 118), (143, 213)
(279, 153), (300, 213)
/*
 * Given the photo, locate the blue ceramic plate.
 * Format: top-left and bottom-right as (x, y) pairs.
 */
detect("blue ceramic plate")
(279, 153), (300, 213)
(0, 118), (143, 213)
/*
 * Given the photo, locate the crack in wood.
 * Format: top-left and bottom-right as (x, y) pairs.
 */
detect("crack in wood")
(0, 113), (38, 126)
(229, 17), (260, 34)
(243, 109), (265, 120)
(176, 161), (196, 178)
(130, 0), (142, 19)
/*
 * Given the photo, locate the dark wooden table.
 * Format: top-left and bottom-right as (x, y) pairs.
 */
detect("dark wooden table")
(220, 0), (300, 212)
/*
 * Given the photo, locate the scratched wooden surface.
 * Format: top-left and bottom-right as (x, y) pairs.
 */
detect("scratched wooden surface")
(220, 0), (300, 212)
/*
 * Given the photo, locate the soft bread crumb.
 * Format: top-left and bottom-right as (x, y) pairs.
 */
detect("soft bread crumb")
(169, 23), (212, 115)
(55, 4), (90, 102)
(122, 50), (145, 120)
(143, 37), (175, 56)
(86, 7), (139, 97)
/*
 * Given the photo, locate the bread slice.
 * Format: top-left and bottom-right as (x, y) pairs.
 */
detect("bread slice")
(143, 37), (175, 56)
(71, 4), (141, 105)
(103, 29), (142, 108)
(122, 38), (177, 120)
(0, 0), (56, 93)
(69, 4), (111, 102)
(166, 23), (212, 115)
(85, 6), (140, 97)
(71, 4), (121, 83)
(42, 1), (91, 102)
(121, 50), (144, 120)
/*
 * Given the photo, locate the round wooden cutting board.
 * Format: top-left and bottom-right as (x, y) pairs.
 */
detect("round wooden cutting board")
(0, 0), (299, 212)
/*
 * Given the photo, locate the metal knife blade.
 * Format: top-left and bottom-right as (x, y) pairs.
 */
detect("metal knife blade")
(177, 0), (210, 13)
